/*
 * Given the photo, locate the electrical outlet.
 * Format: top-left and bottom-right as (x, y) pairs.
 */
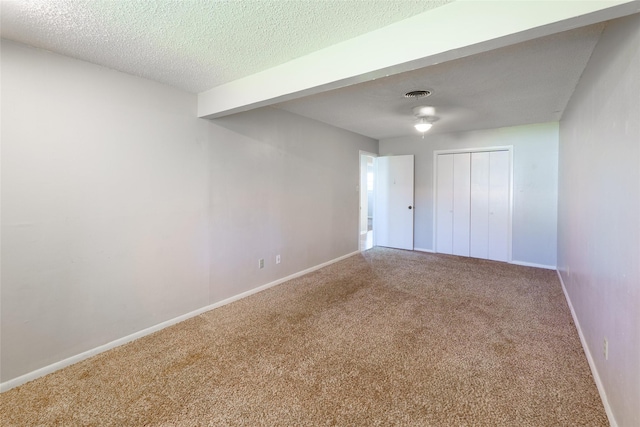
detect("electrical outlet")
(276, 255), (281, 264)
(603, 338), (608, 360)
(259, 258), (264, 269)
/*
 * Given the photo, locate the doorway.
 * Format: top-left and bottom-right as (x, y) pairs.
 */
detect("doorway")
(359, 152), (376, 251)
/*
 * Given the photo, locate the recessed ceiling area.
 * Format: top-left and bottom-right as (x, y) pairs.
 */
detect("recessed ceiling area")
(274, 23), (605, 140)
(0, 0), (451, 93)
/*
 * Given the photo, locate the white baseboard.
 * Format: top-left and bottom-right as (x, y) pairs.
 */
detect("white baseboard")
(0, 250), (360, 393)
(556, 271), (618, 427)
(413, 247), (435, 253)
(510, 260), (556, 270)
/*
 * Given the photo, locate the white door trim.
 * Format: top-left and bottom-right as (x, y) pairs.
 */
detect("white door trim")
(359, 150), (377, 251)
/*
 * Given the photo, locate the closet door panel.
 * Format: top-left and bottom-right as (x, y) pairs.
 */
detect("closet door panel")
(452, 153), (471, 256)
(436, 154), (454, 254)
(470, 152), (490, 259)
(488, 150), (510, 262)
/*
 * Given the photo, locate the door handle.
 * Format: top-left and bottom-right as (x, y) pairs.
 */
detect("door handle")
(408, 206), (413, 210)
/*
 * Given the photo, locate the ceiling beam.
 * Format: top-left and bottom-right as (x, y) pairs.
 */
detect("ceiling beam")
(198, 0), (640, 119)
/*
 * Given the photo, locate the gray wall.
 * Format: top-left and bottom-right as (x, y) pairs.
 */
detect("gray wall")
(380, 122), (559, 267)
(0, 40), (377, 383)
(558, 14), (640, 427)
(1, 40), (210, 382)
(207, 107), (377, 302)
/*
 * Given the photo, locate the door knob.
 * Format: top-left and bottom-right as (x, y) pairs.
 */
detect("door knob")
(408, 206), (413, 209)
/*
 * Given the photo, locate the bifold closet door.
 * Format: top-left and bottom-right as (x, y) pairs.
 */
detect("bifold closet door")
(435, 154), (454, 254)
(452, 153), (470, 256)
(436, 153), (471, 256)
(470, 150), (509, 262)
(488, 151), (509, 261)
(470, 152), (490, 259)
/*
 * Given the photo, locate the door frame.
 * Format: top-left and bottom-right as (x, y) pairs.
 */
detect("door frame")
(432, 146), (514, 261)
(359, 150), (377, 251)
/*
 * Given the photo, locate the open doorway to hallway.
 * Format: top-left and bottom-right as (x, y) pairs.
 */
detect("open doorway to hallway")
(359, 151), (376, 251)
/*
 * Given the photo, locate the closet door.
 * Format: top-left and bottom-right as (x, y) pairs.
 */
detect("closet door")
(488, 150), (509, 261)
(452, 153), (471, 256)
(438, 149), (510, 261)
(435, 154), (454, 254)
(470, 152), (490, 259)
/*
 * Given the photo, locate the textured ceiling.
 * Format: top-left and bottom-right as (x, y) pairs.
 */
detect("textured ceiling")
(274, 23), (605, 139)
(0, 0), (451, 93)
(1, 1), (622, 139)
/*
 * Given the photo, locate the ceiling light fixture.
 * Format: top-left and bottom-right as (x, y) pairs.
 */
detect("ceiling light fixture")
(414, 118), (433, 132)
(412, 106), (438, 134)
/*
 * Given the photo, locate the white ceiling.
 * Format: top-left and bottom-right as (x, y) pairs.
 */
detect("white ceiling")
(0, 0), (451, 93)
(2, 1), (637, 139)
(274, 23), (605, 140)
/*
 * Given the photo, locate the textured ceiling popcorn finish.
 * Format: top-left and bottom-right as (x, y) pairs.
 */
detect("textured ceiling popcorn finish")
(3, 0), (636, 138)
(1, 0), (452, 93)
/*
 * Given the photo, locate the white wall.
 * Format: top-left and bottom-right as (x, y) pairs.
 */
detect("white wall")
(0, 40), (377, 385)
(1, 40), (211, 382)
(380, 122), (558, 267)
(206, 108), (377, 302)
(558, 13), (640, 427)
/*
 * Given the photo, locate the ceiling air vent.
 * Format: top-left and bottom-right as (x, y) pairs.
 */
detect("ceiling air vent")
(404, 90), (432, 99)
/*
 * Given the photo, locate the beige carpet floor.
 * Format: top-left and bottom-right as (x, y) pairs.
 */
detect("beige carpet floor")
(1, 248), (607, 426)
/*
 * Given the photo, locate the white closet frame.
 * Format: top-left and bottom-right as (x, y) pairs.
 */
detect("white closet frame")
(432, 146), (514, 262)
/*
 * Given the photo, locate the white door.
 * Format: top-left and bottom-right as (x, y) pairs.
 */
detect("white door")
(437, 149), (511, 262)
(470, 150), (510, 261)
(436, 153), (471, 256)
(488, 150), (510, 261)
(452, 153), (471, 256)
(375, 155), (414, 250)
(435, 154), (453, 254)
(470, 152), (490, 259)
